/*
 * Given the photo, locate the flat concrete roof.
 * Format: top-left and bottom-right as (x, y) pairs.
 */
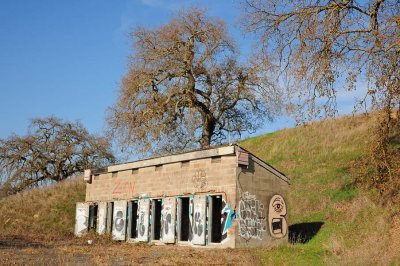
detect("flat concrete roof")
(90, 144), (289, 184)
(108, 145), (236, 172)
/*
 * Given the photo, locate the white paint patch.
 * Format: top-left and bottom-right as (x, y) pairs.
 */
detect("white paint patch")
(97, 202), (107, 235)
(75, 202), (89, 237)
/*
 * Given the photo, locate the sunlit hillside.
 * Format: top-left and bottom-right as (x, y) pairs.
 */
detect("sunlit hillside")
(0, 114), (399, 265)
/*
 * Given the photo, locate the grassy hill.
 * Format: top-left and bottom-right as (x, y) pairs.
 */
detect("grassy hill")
(241, 114), (400, 265)
(1, 114), (399, 265)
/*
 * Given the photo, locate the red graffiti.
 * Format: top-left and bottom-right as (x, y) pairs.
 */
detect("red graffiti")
(112, 180), (135, 195)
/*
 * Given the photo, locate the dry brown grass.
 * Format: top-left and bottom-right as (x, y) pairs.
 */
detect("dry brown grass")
(0, 177), (86, 240)
(0, 235), (262, 265)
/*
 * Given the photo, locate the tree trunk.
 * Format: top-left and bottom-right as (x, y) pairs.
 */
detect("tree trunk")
(200, 116), (216, 148)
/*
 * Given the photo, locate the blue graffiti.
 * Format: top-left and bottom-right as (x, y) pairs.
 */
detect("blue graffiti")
(222, 205), (236, 235)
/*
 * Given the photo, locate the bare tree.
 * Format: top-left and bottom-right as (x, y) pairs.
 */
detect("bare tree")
(242, 0), (399, 118)
(0, 117), (115, 195)
(242, 0), (399, 199)
(107, 8), (280, 155)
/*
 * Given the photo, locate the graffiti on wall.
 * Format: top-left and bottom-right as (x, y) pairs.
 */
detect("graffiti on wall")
(75, 203), (88, 236)
(138, 199), (150, 241)
(221, 203), (236, 235)
(268, 195), (288, 238)
(112, 201), (127, 240)
(193, 204), (204, 237)
(191, 170), (208, 190)
(161, 197), (176, 243)
(191, 196), (206, 245)
(238, 192), (266, 240)
(220, 201), (236, 242)
(112, 180), (135, 195)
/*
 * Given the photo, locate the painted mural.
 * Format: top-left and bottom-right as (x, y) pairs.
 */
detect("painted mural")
(268, 194), (288, 238)
(238, 192), (266, 240)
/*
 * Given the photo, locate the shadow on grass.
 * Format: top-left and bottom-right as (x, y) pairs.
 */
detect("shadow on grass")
(289, 222), (324, 244)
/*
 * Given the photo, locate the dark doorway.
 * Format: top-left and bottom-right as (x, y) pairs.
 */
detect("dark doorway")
(179, 197), (190, 241)
(210, 195), (222, 243)
(130, 201), (138, 239)
(88, 204), (98, 231)
(152, 199), (162, 240)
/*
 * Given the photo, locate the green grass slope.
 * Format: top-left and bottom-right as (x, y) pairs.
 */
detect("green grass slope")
(0, 114), (398, 265)
(241, 114), (400, 265)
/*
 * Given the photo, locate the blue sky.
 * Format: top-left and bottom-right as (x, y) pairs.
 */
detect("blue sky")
(0, 0), (358, 145)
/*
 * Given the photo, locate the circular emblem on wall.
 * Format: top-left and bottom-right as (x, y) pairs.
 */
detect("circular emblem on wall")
(268, 194), (288, 238)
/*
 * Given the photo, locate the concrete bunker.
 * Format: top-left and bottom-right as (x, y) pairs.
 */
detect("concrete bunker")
(75, 144), (290, 248)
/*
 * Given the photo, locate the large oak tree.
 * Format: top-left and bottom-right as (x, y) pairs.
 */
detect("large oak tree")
(0, 117), (115, 195)
(108, 8), (280, 155)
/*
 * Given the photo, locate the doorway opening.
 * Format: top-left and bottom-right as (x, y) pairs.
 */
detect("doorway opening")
(107, 202), (114, 233)
(130, 200), (138, 239)
(210, 195), (222, 243)
(151, 199), (162, 240)
(88, 204), (98, 231)
(179, 197), (190, 241)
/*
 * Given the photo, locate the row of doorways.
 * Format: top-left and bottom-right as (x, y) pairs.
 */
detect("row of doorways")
(77, 194), (225, 245)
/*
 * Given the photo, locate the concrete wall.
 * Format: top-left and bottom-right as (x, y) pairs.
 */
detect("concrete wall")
(235, 155), (289, 248)
(85, 154), (238, 248)
(86, 155), (237, 202)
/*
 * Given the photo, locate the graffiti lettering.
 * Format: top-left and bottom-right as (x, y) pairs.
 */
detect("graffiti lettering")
(191, 170), (207, 190)
(220, 201), (236, 242)
(112, 180), (135, 195)
(221, 204), (235, 235)
(238, 192), (266, 240)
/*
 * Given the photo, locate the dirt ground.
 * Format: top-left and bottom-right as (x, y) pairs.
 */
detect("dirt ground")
(0, 235), (262, 265)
